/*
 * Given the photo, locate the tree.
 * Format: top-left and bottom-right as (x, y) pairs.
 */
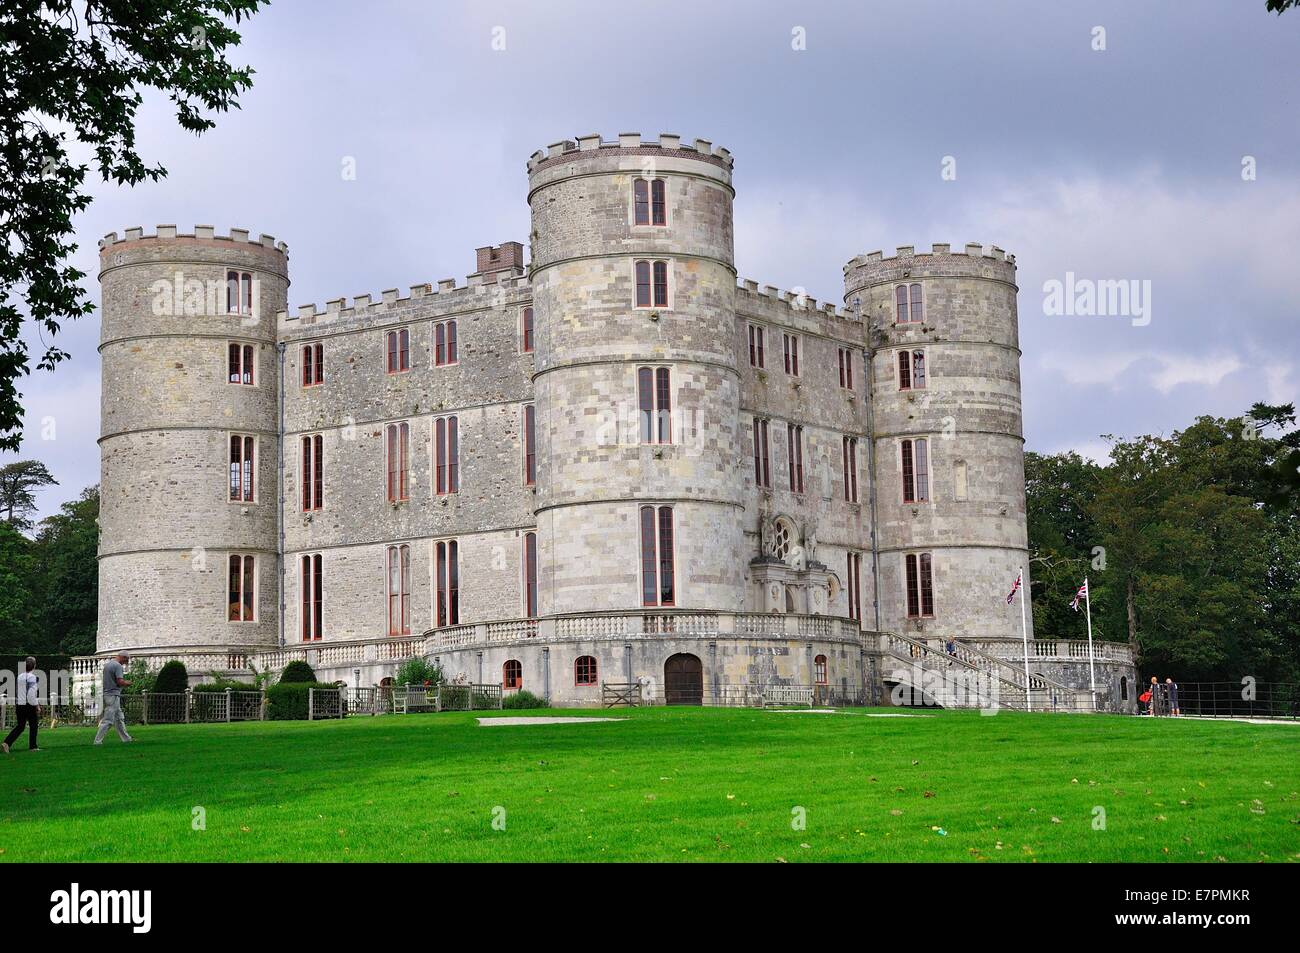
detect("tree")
(1024, 450), (1102, 639)
(1267, 1), (1297, 13)
(0, 520), (36, 655)
(31, 486), (99, 655)
(0, 460), (57, 532)
(0, 0), (268, 451)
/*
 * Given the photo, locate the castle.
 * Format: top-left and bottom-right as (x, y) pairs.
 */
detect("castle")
(87, 132), (1137, 710)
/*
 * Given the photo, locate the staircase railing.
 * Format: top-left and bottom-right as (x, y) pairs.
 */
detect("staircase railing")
(953, 638), (1091, 712)
(880, 631), (1029, 711)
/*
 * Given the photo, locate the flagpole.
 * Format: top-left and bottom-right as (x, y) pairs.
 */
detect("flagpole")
(1018, 566), (1032, 712)
(1084, 576), (1097, 712)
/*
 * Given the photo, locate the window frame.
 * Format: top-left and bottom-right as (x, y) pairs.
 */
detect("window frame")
(228, 433), (256, 503)
(301, 342), (324, 387)
(782, 332), (800, 377)
(227, 342), (255, 386)
(226, 270), (253, 316)
(503, 659), (523, 690)
(905, 552), (936, 618)
(227, 553), (256, 622)
(902, 437), (930, 504)
(895, 283), (923, 324)
(748, 324), (766, 369)
(846, 551), (862, 622)
(634, 259), (670, 309)
(639, 504), (676, 607)
(521, 306), (534, 354)
(301, 553), (322, 641)
(386, 422), (410, 503)
(837, 347), (854, 390)
(523, 404), (536, 486)
(787, 423), (805, 494)
(523, 531), (538, 619)
(637, 366), (673, 445)
(385, 328), (411, 374)
(753, 417), (771, 489)
(434, 415), (459, 496)
(842, 435), (859, 503)
(434, 319), (459, 367)
(301, 433), (324, 511)
(387, 544), (411, 636)
(574, 655), (598, 687)
(814, 654), (828, 686)
(435, 538), (460, 629)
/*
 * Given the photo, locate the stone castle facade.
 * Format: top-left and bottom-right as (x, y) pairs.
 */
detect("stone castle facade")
(91, 132), (1136, 710)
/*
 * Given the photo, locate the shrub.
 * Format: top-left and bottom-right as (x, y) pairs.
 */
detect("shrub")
(192, 679), (256, 693)
(122, 658), (155, 695)
(265, 682), (316, 720)
(395, 657), (443, 688)
(153, 660), (189, 694)
(279, 660), (316, 684)
(502, 690), (548, 710)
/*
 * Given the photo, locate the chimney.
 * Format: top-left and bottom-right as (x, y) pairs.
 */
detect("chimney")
(472, 242), (526, 281)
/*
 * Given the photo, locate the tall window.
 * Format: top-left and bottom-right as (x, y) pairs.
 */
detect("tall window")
(902, 438), (930, 503)
(229, 434), (255, 502)
(435, 319), (458, 366)
(435, 539), (460, 628)
(302, 343), (324, 386)
(523, 404), (536, 485)
(386, 329), (410, 373)
(301, 553), (322, 641)
(435, 415), (459, 495)
(895, 283), (923, 324)
(837, 347), (854, 390)
(634, 260), (669, 308)
(521, 307), (534, 353)
(503, 659), (522, 690)
(301, 434), (323, 511)
(638, 367), (672, 444)
(899, 349), (926, 389)
(387, 544), (410, 635)
(227, 343), (254, 385)
(842, 436), (859, 503)
(814, 654), (828, 685)
(905, 552), (936, 618)
(227, 554), (255, 621)
(787, 423), (805, 493)
(523, 532), (538, 619)
(633, 178), (667, 226)
(227, 271), (253, 315)
(386, 422), (409, 502)
(783, 333), (800, 376)
(846, 552), (863, 622)
(748, 324), (766, 368)
(639, 505), (675, 607)
(575, 655), (598, 686)
(753, 418), (771, 489)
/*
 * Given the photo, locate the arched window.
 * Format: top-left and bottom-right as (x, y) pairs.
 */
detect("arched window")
(634, 259), (669, 308)
(229, 434), (255, 502)
(435, 319), (458, 366)
(435, 539), (459, 628)
(895, 284), (922, 324)
(637, 366), (672, 444)
(633, 178), (667, 226)
(1120, 676), (1128, 701)
(435, 415), (459, 495)
(228, 342), (255, 385)
(386, 422), (409, 502)
(901, 438), (930, 503)
(503, 659), (522, 690)
(905, 552), (936, 618)
(523, 532), (538, 618)
(301, 553), (322, 641)
(523, 404), (536, 485)
(301, 434), (323, 511)
(386, 329), (410, 373)
(639, 505), (675, 606)
(302, 343), (323, 386)
(521, 307), (534, 353)
(814, 654), (828, 685)
(227, 271), (253, 315)
(575, 655), (598, 686)
(387, 544), (410, 635)
(228, 554), (255, 621)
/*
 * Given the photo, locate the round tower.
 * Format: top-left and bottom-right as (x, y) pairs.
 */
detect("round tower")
(844, 243), (1030, 640)
(97, 225), (289, 654)
(527, 134), (746, 615)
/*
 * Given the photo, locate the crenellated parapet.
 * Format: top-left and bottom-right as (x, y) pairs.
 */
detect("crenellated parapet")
(526, 132), (733, 175)
(98, 225), (289, 280)
(277, 271), (531, 331)
(843, 242), (1016, 302)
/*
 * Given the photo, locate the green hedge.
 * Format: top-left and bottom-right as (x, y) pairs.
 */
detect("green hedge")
(153, 660), (189, 694)
(279, 660), (317, 684)
(502, 690), (548, 710)
(265, 681), (342, 720)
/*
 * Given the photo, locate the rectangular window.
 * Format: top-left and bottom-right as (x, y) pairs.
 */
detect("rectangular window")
(387, 544), (411, 635)
(227, 271), (253, 316)
(651, 179), (666, 225)
(905, 552), (935, 618)
(302, 343), (324, 387)
(637, 367), (672, 444)
(911, 350), (926, 389)
(896, 283), (923, 324)
(634, 178), (650, 225)
(228, 554), (255, 622)
(386, 422), (409, 502)
(634, 259), (669, 308)
(435, 319), (458, 366)
(753, 418), (771, 489)
(842, 436), (859, 503)
(748, 324), (766, 368)
(847, 552), (862, 622)
(814, 655), (828, 685)
(639, 505), (675, 607)
(301, 434), (323, 511)
(902, 438), (930, 503)
(227, 343), (254, 385)
(838, 347), (854, 390)
(898, 350), (911, 389)
(435, 415), (459, 495)
(435, 539), (459, 628)
(783, 333), (799, 376)
(386, 329), (410, 373)
(229, 434), (255, 502)
(301, 553), (322, 641)
(787, 423), (804, 494)
(523, 404), (536, 486)
(523, 532), (538, 619)
(521, 307), (534, 353)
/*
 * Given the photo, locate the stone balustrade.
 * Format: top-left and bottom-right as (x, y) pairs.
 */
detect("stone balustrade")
(967, 638), (1133, 664)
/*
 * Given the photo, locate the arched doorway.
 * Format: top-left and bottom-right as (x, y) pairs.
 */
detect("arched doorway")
(664, 653), (703, 706)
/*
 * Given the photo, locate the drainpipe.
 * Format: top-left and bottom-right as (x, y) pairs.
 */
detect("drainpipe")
(863, 333), (882, 634)
(277, 341), (287, 648)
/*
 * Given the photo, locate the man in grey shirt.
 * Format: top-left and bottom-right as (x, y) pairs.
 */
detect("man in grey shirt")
(94, 652), (133, 745)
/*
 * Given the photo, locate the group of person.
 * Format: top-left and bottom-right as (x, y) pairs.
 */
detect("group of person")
(1139, 676), (1180, 716)
(2, 651), (136, 754)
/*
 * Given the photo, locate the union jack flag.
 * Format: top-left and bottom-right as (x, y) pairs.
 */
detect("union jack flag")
(1006, 572), (1022, 605)
(1069, 580), (1089, 612)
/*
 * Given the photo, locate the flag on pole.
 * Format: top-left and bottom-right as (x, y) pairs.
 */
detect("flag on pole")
(1006, 572), (1022, 605)
(1069, 580), (1088, 612)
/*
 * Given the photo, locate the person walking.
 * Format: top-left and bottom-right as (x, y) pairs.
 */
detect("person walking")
(2, 657), (41, 753)
(93, 652), (134, 745)
(1165, 677), (1180, 716)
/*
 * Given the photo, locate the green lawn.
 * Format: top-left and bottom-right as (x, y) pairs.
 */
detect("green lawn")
(1, 707), (1296, 862)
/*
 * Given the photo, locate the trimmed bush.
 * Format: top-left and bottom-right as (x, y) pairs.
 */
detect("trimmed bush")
(266, 682), (317, 720)
(153, 660), (189, 694)
(502, 690), (548, 710)
(192, 679), (256, 693)
(279, 660), (316, 684)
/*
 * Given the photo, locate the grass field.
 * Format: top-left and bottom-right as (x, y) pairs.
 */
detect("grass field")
(1, 707), (1296, 862)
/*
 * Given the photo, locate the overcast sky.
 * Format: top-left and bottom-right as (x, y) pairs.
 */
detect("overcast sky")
(7, 0), (1298, 522)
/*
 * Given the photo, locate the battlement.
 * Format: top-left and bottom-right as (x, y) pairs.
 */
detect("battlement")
(527, 132), (733, 174)
(843, 242), (1015, 274)
(278, 271), (532, 330)
(98, 225), (288, 256)
(735, 278), (857, 322)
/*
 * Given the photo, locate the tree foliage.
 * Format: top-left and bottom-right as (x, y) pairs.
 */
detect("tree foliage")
(0, 0), (267, 450)
(0, 460), (58, 531)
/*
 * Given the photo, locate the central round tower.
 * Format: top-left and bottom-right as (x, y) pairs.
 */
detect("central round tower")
(527, 133), (746, 615)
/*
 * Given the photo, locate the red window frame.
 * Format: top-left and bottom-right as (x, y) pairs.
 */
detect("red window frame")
(814, 654), (828, 685)
(301, 434), (323, 511)
(435, 319), (458, 366)
(386, 329), (410, 373)
(523, 532), (538, 618)
(228, 343), (254, 385)
(522, 307), (534, 353)
(386, 422), (409, 502)
(847, 552), (862, 621)
(651, 179), (666, 225)
(435, 539), (460, 628)
(387, 544), (410, 635)
(639, 504), (675, 607)
(898, 350), (912, 389)
(783, 333), (799, 376)
(748, 324), (766, 368)
(911, 350), (926, 389)
(227, 271), (253, 316)
(633, 179), (667, 226)
(634, 260), (668, 308)
(895, 283), (923, 324)
(787, 423), (804, 493)
(902, 438), (930, 503)
(301, 553), (322, 641)
(229, 434), (254, 502)
(575, 655), (598, 686)
(503, 659), (522, 690)
(842, 436), (858, 503)
(905, 552), (935, 618)
(753, 418), (771, 488)
(228, 554), (255, 622)
(302, 343), (324, 386)
(523, 404), (536, 486)
(435, 415), (459, 495)
(838, 347), (854, 390)
(637, 367), (672, 444)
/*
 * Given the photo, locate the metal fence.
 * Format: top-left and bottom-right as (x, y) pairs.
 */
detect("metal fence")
(1159, 682), (1299, 719)
(307, 687), (345, 720)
